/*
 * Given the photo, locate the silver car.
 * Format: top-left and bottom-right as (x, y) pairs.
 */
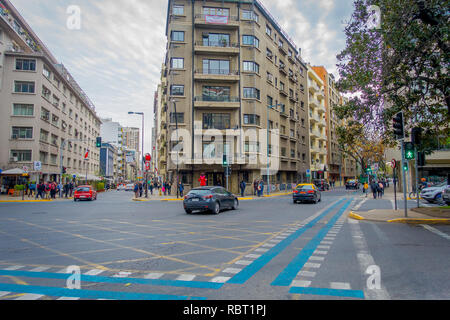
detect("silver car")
(420, 182), (449, 204)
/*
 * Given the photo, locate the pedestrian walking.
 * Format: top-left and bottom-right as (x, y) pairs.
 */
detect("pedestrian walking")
(139, 182), (143, 198)
(69, 182), (74, 198)
(168, 181), (172, 195)
(63, 183), (69, 198)
(149, 182), (154, 195)
(363, 182), (369, 198)
(240, 180), (246, 197)
(377, 181), (384, 199)
(134, 183), (139, 199)
(28, 181), (36, 198)
(178, 181), (184, 198)
(370, 181), (378, 199)
(253, 180), (258, 196)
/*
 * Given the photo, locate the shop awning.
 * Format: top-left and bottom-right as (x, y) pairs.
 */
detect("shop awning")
(1, 168), (27, 175)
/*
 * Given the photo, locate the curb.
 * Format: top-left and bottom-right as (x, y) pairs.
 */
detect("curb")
(348, 211), (365, 220)
(387, 218), (450, 225)
(0, 200), (53, 203)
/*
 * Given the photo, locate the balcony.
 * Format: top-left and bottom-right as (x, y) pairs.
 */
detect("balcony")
(308, 81), (319, 93)
(310, 130), (320, 139)
(194, 41), (239, 55)
(317, 89), (325, 100)
(288, 54), (295, 64)
(309, 113), (319, 124)
(279, 88), (288, 97)
(279, 65), (287, 76)
(309, 97), (320, 109)
(278, 44), (287, 56)
(194, 69), (239, 82)
(194, 14), (239, 29)
(289, 95), (296, 103)
(288, 73), (298, 83)
(194, 96), (240, 109)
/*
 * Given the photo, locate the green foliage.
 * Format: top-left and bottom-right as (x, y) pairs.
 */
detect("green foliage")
(96, 182), (105, 191)
(14, 185), (25, 191)
(336, 0), (449, 146)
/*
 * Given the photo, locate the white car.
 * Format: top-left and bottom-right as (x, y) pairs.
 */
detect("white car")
(420, 182), (449, 203)
(125, 184), (134, 192)
(117, 184), (125, 191)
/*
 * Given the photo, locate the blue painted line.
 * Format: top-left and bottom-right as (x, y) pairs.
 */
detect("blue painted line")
(227, 198), (346, 285)
(0, 283), (206, 300)
(271, 199), (353, 286)
(289, 286), (365, 299)
(0, 270), (222, 290)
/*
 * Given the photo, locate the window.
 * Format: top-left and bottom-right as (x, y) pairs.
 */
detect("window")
(12, 127), (33, 139)
(15, 59), (36, 71)
(40, 108), (50, 121)
(50, 154), (57, 165)
(243, 114), (260, 126)
(202, 33), (229, 47)
(243, 87), (260, 100)
(171, 31), (185, 42)
(243, 61), (259, 74)
(266, 25), (272, 36)
(13, 104), (33, 116)
(170, 112), (184, 123)
(266, 48), (273, 59)
(39, 152), (48, 164)
(14, 81), (35, 93)
(288, 49), (293, 57)
(202, 86), (231, 101)
(244, 141), (260, 152)
(53, 95), (60, 108)
(202, 113), (231, 130)
(242, 35), (259, 48)
(171, 58), (184, 69)
(242, 10), (258, 22)
(267, 96), (273, 108)
(203, 7), (229, 16)
(43, 65), (51, 78)
(170, 85), (184, 96)
(172, 5), (184, 15)
(266, 72), (273, 83)
(202, 59), (230, 75)
(42, 86), (51, 99)
(10, 150), (32, 162)
(280, 81), (285, 91)
(51, 114), (59, 127)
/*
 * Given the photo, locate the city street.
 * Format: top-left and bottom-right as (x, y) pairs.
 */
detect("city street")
(0, 189), (448, 300)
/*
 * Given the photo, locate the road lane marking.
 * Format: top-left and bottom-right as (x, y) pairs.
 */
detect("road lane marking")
(330, 282), (351, 290)
(57, 297), (80, 300)
(223, 268), (242, 274)
(15, 293), (43, 300)
(291, 280), (311, 287)
(0, 291), (10, 298)
(271, 199), (352, 287)
(228, 198), (347, 285)
(235, 260), (253, 266)
(290, 286), (364, 299)
(144, 273), (164, 279)
(421, 225), (450, 241)
(30, 267), (51, 272)
(84, 269), (104, 276)
(210, 276), (230, 283)
(176, 274), (196, 281)
(298, 271), (316, 277)
(4, 266), (24, 271)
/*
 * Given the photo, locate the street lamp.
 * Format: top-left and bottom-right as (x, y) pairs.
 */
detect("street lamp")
(128, 111), (146, 195)
(170, 99), (180, 198)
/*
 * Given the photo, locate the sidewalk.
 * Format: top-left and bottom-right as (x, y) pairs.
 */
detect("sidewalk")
(0, 194), (74, 203)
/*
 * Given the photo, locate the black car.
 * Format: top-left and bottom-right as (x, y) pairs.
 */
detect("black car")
(345, 179), (359, 190)
(183, 186), (239, 214)
(313, 179), (329, 191)
(293, 185), (322, 204)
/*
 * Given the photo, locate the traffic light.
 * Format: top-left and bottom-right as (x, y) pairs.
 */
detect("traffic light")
(392, 112), (404, 139)
(62, 167), (67, 174)
(404, 142), (415, 160)
(222, 154), (228, 167)
(403, 162), (409, 171)
(411, 127), (422, 146)
(96, 137), (102, 148)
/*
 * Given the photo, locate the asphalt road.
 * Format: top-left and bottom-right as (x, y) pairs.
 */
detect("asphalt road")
(0, 189), (448, 300)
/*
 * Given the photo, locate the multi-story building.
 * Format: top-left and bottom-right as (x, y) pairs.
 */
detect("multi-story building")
(0, 0), (101, 184)
(311, 66), (344, 185)
(307, 65), (327, 180)
(159, 0), (309, 194)
(99, 143), (117, 181)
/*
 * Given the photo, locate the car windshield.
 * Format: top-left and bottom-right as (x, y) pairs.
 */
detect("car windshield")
(76, 187), (90, 192)
(189, 189), (212, 196)
(297, 185), (314, 191)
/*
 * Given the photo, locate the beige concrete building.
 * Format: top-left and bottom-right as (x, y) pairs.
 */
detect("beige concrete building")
(159, 0), (310, 194)
(307, 66), (327, 180)
(0, 0), (101, 184)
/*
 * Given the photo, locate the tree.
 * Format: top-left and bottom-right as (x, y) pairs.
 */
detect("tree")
(336, 120), (387, 176)
(335, 0), (449, 148)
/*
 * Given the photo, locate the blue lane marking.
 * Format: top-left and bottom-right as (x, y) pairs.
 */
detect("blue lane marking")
(0, 283), (206, 300)
(227, 198), (346, 285)
(0, 270), (223, 290)
(289, 286), (364, 299)
(271, 199), (352, 286)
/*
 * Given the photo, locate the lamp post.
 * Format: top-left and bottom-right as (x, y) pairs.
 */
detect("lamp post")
(170, 99), (180, 198)
(128, 112), (145, 187)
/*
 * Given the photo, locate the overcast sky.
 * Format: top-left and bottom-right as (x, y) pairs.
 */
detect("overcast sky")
(10, 0), (354, 154)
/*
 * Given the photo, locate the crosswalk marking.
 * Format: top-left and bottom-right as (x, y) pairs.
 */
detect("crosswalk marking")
(235, 260), (253, 266)
(330, 282), (351, 290)
(291, 280), (311, 287)
(57, 297), (80, 300)
(245, 254), (261, 259)
(0, 291), (10, 298)
(176, 274), (196, 281)
(223, 268), (242, 274)
(30, 266), (51, 272)
(112, 272), (132, 278)
(309, 256), (325, 261)
(144, 273), (164, 279)
(210, 276), (230, 283)
(84, 269), (104, 276)
(4, 266), (23, 271)
(304, 263), (321, 269)
(298, 271), (316, 277)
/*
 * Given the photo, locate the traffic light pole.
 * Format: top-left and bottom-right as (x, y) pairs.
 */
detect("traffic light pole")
(401, 141), (408, 218)
(415, 149), (420, 208)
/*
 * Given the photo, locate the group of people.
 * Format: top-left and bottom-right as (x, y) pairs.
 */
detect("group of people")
(363, 180), (387, 199)
(29, 181), (75, 199)
(133, 180), (185, 198)
(253, 179), (266, 197)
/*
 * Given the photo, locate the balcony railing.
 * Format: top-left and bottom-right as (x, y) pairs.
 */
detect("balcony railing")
(195, 41), (239, 48)
(195, 69), (239, 76)
(195, 96), (240, 102)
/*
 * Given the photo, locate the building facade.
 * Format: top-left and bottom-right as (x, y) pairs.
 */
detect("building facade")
(0, 0), (101, 184)
(159, 0), (310, 194)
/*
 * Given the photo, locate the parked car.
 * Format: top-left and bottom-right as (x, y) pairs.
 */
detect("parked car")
(313, 179), (329, 191)
(420, 182), (449, 204)
(442, 186), (450, 205)
(124, 184), (134, 191)
(293, 184), (321, 204)
(117, 184), (126, 191)
(74, 185), (97, 201)
(183, 186), (238, 214)
(345, 179), (360, 190)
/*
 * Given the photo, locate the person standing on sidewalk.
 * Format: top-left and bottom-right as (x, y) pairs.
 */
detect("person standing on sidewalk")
(134, 183), (139, 199)
(377, 180), (384, 199)
(178, 181), (184, 198)
(240, 180), (246, 197)
(28, 181), (36, 198)
(363, 182), (369, 198)
(370, 181), (378, 199)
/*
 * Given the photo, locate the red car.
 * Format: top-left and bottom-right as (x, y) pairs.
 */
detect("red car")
(74, 185), (97, 201)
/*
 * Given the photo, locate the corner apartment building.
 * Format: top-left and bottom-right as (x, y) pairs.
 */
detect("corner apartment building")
(307, 65), (327, 180)
(0, 0), (101, 183)
(160, 0), (310, 194)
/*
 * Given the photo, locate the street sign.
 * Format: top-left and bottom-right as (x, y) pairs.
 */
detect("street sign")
(391, 159), (397, 169)
(34, 161), (42, 171)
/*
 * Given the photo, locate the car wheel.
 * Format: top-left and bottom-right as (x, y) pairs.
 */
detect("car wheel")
(293, 199), (297, 204)
(213, 201), (220, 215)
(185, 209), (192, 214)
(314, 196), (318, 204)
(232, 199), (239, 210)
(434, 194), (443, 204)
